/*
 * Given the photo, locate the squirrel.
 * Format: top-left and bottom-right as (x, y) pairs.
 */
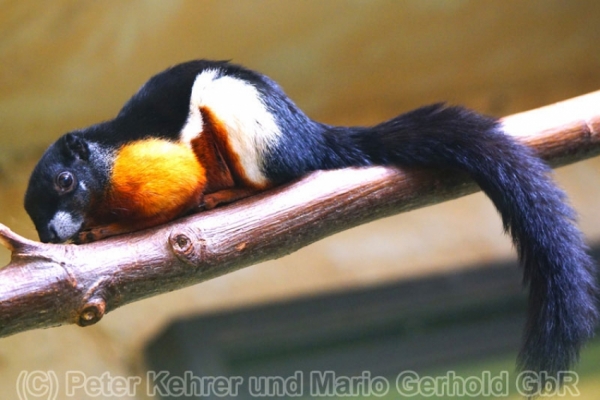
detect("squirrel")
(24, 60), (597, 377)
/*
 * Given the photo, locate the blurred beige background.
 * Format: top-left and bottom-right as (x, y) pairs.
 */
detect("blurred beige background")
(1, 1), (600, 399)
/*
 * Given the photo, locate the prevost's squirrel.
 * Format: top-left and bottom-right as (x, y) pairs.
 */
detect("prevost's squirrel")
(24, 60), (598, 379)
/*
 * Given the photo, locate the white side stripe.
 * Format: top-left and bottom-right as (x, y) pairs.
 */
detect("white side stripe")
(179, 69), (281, 186)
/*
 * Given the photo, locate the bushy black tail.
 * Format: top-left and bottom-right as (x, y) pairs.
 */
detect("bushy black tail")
(325, 104), (598, 375)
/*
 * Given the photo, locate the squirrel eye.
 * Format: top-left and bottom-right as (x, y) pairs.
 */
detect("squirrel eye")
(55, 171), (75, 192)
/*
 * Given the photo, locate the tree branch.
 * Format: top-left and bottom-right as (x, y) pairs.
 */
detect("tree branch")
(1, 91), (600, 338)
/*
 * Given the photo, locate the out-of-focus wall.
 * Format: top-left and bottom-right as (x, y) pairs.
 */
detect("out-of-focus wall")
(1, 1), (600, 399)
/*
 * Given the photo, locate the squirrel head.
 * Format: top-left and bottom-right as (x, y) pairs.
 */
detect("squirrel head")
(24, 132), (109, 243)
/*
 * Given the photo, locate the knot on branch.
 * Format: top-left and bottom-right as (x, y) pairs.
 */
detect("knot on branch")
(77, 299), (106, 327)
(169, 229), (204, 268)
(76, 277), (112, 327)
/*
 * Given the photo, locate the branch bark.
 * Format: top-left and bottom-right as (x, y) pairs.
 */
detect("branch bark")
(1, 91), (600, 338)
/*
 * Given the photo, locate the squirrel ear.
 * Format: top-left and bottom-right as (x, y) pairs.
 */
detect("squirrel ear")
(61, 133), (90, 161)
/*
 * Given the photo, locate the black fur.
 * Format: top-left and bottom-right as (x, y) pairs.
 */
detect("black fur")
(25, 60), (598, 377)
(25, 134), (108, 243)
(238, 62), (598, 376)
(323, 106), (599, 376)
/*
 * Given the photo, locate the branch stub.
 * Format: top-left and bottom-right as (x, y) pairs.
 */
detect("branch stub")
(77, 300), (106, 327)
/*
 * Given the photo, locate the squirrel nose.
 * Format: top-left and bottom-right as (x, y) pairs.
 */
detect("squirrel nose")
(40, 227), (60, 243)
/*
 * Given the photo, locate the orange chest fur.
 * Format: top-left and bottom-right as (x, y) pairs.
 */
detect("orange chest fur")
(93, 107), (271, 227)
(103, 139), (207, 221)
(96, 126), (250, 224)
